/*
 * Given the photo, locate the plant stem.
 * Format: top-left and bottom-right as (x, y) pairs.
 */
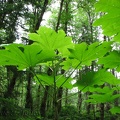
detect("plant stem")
(59, 62), (82, 88)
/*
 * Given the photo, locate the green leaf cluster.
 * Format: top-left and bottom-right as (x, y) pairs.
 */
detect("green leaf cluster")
(98, 51), (120, 71)
(34, 73), (73, 89)
(29, 26), (72, 50)
(0, 44), (55, 70)
(93, 0), (120, 41)
(62, 41), (112, 70)
(74, 69), (120, 92)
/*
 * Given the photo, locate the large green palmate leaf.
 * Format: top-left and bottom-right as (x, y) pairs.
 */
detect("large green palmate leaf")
(88, 86), (116, 93)
(0, 44), (55, 70)
(110, 107), (120, 114)
(98, 51), (120, 71)
(86, 86), (120, 104)
(93, 0), (120, 41)
(68, 41), (112, 67)
(34, 73), (73, 89)
(60, 58), (82, 70)
(86, 93), (120, 104)
(95, 0), (120, 13)
(74, 69), (120, 92)
(29, 26), (73, 50)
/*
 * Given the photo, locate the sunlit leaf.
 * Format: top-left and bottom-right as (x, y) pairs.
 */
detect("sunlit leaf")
(94, 0), (120, 41)
(29, 26), (72, 50)
(0, 44), (55, 70)
(98, 51), (120, 71)
(110, 107), (120, 114)
(60, 58), (81, 70)
(68, 41), (112, 67)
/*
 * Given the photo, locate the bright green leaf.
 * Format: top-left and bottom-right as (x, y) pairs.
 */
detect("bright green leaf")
(110, 107), (120, 114)
(86, 93), (120, 104)
(29, 26), (72, 50)
(60, 58), (81, 70)
(94, 0), (120, 40)
(0, 44), (55, 70)
(98, 51), (120, 71)
(68, 41), (112, 67)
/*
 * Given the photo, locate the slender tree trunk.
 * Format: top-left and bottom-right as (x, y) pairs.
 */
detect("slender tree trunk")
(40, 67), (52, 118)
(57, 87), (63, 113)
(86, 92), (92, 115)
(87, 10), (94, 43)
(87, 102), (91, 115)
(4, 66), (19, 98)
(92, 105), (96, 120)
(55, 0), (64, 31)
(55, 0), (65, 117)
(36, 85), (41, 111)
(56, 0), (70, 114)
(40, 86), (49, 117)
(100, 103), (104, 120)
(25, 69), (33, 112)
(78, 90), (82, 114)
(26, 0), (49, 110)
(77, 69), (82, 113)
(53, 91), (58, 120)
(52, 63), (59, 120)
(99, 84), (105, 120)
(65, 88), (68, 106)
(2, 66), (19, 117)
(47, 88), (53, 112)
(35, 0), (49, 30)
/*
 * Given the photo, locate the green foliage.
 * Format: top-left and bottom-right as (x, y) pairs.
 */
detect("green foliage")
(98, 50), (120, 71)
(29, 26), (72, 50)
(0, 97), (25, 120)
(34, 73), (73, 89)
(0, 25), (119, 95)
(110, 107), (120, 114)
(0, 16), (120, 119)
(1, 0), (120, 119)
(93, 0), (120, 41)
(74, 69), (119, 92)
(0, 44), (55, 70)
(86, 93), (120, 104)
(61, 41), (112, 71)
(59, 106), (80, 120)
(66, 41), (112, 68)
(60, 58), (81, 70)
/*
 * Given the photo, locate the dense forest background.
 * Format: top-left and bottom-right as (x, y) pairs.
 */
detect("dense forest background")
(0, 0), (120, 120)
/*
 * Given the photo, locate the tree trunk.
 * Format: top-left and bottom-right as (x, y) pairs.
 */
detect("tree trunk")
(55, 0), (64, 31)
(77, 90), (82, 113)
(4, 66), (19, 98)
(57, 87), (63, 113)
(2, 66), (19, 117)
(100, 84), (105, 120)
(40, 86), (49, 117)
(65, 88), (68, 106)
(35, 85), (41, 111)
(100, 103), (104, 120)
(25, 69), (33, 112)
(35, 0), (49, 30)
(54, 0), (65, 118)
(86, 92), (92, 115)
